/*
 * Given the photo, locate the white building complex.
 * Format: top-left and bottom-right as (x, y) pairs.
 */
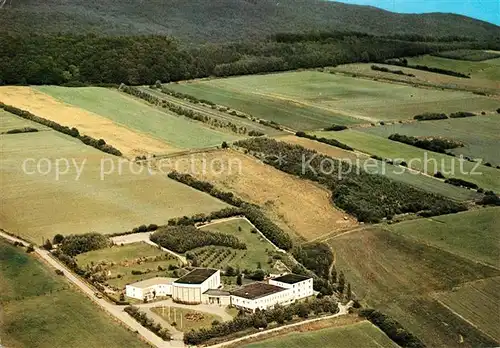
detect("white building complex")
(125, 277), (176, 301)
(125, 270), (312, 310)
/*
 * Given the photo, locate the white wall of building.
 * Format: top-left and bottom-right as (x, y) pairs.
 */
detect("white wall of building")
(172, 270), (221, 304)
(269, 278), (313, 300)
(125, 283), (173, 300)
(231, 288), (293, 311)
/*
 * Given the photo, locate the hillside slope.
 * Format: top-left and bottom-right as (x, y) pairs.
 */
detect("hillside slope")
(1, 0), (499, 42)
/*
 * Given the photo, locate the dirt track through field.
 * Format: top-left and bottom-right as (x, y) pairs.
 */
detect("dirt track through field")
(163, 149), (357, 241)
(0, 86), (179, 158)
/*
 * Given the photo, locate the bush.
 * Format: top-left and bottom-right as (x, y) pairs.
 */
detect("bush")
(360, 309), (425, 348)
(4, 127), (39, 134)
(413, 112), (448, 121)
(60, 233), (110, 256)
(248, 130), (265, 136)
(434, 171), (445, 179)
(476, 191), (500, 206)
(124, 306), (171, 341)
(388, 133), (463, 153)
(53, 234), (65, 244)
(150, 226), (246, 253)
(26, 244), (35, 253)
(444, 177), (479, 190)
(324, 124), (348, 131)
(449, 111), (476, 118)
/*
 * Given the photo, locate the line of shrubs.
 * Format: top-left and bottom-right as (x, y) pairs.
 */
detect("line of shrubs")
(184, 297), (339, 345)
(167, 171), (293, 250)
(371, 65), (415, 77)
(156, 85), (216, 106)
(124, 306), (171, 341)
(119, 84), (247, 135)
(3, 127), (39, 134)
(385, 58), (470, 78)
(360, 309), (425, 348)
(295, 131), (354, 151)
(150, 225), (246, 253)
(0, 102), (122, 156)
(167, 207), (244, 226)
(258, 119), (283, 131)
(413, 111), (477, 121)
(388, 133), (463, 154)
(323, 124), (348, 131)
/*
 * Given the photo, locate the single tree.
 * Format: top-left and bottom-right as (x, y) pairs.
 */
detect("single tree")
(338, 271), (345, 294)
(236, 274), (243, 286)
(53, 234), (64, 244)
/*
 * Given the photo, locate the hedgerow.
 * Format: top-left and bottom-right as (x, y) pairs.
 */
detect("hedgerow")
(295, 132), (353, 151)
(388, 133), (462, 153)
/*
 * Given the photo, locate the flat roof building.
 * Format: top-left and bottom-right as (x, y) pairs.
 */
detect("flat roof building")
(172, 268), (221, 304)
(125, 277), (177, 301)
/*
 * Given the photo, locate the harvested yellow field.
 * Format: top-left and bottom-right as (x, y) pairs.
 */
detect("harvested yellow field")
(0, 86), (178, 158)
(164, 150), (357, 241)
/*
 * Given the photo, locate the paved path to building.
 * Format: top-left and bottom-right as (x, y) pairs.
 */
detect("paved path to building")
(111, 232), (187, 264)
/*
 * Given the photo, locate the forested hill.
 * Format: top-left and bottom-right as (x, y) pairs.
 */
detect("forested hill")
(1, 0), (499, 42)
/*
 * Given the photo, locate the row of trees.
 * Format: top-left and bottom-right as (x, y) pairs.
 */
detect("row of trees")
(0, 33), (483, 86)
(184, 297), (339, 345)
(150, 226), (246, 253)
(59, 233), (110, 256)
(371, 65), (415, 77)
(414, 111), (477, 121)
(0, 102), (122, 156)
(386, 58), (470, 78)
(388, 133), (463, 154)
(119, 85), (248, 135)
(167, 171), (293, 250)
(295, 131), (353, 151)
(235, 137), (466, 222)
(124, 306), (171, 341)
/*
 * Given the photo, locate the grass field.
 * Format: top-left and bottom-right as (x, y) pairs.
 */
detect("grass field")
(196, 218), (283, 273)
(0, 129), (228, 242)
(433, 276), (500, 342)
(361, 115), (500, 166)
(279, 134), (478, 202)
(312, 129), (500, 191)
(406, 55), (500, 81)
(243, 321), (398, 348)
(167, 71), (500, 129)
(333, 63), (500, 95)
(0, 239), (149, 348)
(328, 224), (500, 347)
(163, 149), (357, 241)
(36, 86), (242, 149)
(76, 243), (180, 290)
(387, 208), (500, 267)
(152, 306), (223, 332)
(0, 109), (49, 133)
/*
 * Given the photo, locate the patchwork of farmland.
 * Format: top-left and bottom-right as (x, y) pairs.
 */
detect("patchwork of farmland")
(195, 218), (288, 273)
(360, 115), (500, 166)
(168, 71), (500, 129)
(36, 86), (243, 150)
(278, 134), (478, 202)
(327, 212), (500, 347)
(0, 125), (228, 242)
(243, 321), (398, 348)
(312, 129), (500, 191)
(0, 86), (177, 158)
(406, 55), (500, 82)
(333, 62), (500, 95)
(162, 149), (357, 241)
(0, 239), (149, 348)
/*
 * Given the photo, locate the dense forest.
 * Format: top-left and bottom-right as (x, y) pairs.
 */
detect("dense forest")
(2, 0), (499, 42)
(0, 31), (495, 86)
